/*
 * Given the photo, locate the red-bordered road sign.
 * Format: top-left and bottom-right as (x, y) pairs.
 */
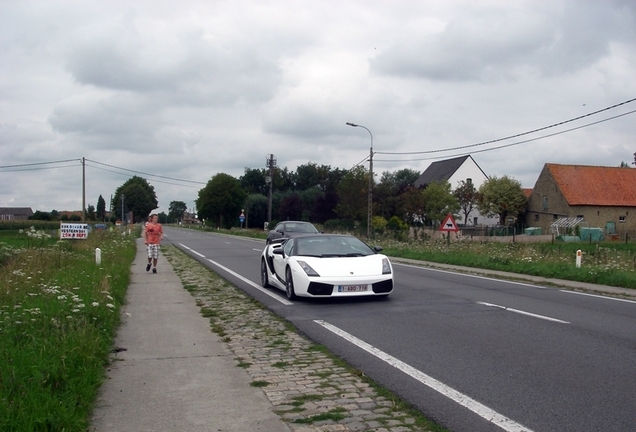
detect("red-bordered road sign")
(439, 213), (459, 232)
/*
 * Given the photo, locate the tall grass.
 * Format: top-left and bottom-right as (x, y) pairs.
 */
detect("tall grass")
(0, 227), (136, 431)
(380, 239), (636, 289)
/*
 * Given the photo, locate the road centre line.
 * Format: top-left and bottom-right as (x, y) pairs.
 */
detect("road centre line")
(177, 243), (293, 306)
(477, 302), (570, 324)
(314, 320), (534, 432)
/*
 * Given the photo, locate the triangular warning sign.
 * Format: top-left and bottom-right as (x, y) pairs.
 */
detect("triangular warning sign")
(439, 213), (459, 232)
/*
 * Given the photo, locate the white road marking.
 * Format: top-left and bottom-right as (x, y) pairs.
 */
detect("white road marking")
(560, 290), (636, 304)
(393, 262), (546, 289)
(177, 243), (292, 305)
(477, 302), (570, 324)
(314, 320), (534, 432)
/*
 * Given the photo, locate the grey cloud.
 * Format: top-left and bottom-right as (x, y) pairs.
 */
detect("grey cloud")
(371, 1), (633, 82)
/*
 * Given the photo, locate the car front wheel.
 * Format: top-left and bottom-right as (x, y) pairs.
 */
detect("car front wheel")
(285, 267), (296, 300)
(260, 259), (270, 288)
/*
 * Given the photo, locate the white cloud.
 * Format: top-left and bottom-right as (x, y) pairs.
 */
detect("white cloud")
(1, 0), (635, 215)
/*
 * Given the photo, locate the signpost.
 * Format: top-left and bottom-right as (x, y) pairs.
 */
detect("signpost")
(239, 209), (245, 229)
(60, 223), (89, 240)
(439, 213), (459, 246)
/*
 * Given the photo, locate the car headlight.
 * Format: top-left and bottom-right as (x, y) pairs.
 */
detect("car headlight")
(297, 260), (320, 277)
(382, 258), (392, 275)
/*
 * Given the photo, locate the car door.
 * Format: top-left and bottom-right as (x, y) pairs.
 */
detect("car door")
(272, 239), (294, 281)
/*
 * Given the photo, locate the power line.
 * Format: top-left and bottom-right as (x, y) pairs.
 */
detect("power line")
(85, 162), (201, 188)
(376, 97), (636, 156)
(0, 159), (80, 170)
(375, 108), (636, 163)
(84, 159), (206, 185)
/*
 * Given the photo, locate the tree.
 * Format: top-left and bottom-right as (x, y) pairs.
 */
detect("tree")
(30, 211), (51, 221)
(96, 195), (106, 221)
(376, 168), (421, 219)
(87, 204), (96, 220)
(196, 173), (247, 228)
(397, 186), (426, 226)
(244, 194), (268, 229)
(454, 180), (480, 225)
(112, 176), (158, 223)
(168, 201), (188, 223)
(335, 166), (369, 223)
(279, 193), (304, 221)
(478, 176), (527, 224)
(239, 168), (267, 195)
(422, 181), (460, 227)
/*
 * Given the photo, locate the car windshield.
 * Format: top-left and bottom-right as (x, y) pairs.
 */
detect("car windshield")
(285, 223), (318, 233)
(295, 236), (374, 257)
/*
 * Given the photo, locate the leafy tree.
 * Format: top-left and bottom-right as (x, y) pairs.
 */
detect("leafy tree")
(96, 195), (106, 221)
(196, 173), (247, 228)
(50, 210), (60, 220)
(335, 166), (369, 224)
(422, 181), (460, 227)
(454, 180), (480, 225)
(30, 211), (51, 221)
(169, 201), (188, 223)
(87, 204), (96, 220)
(244, 194), (268, 229)
(240, 168), (267, 195)
(279, 193), (304, 221)
(397, 186), (426, 226)
(112, 176), (158, 223)
(376, 168), (421, 219)
(478, 175), (527, 224)
(158, 212), (168, 224)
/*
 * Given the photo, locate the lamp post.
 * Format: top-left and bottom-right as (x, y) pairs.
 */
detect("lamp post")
(346, 122), (373, 239)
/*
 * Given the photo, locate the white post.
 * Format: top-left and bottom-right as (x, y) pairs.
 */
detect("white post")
(576, 249), (582, 268)
(95, 248), (102, 265)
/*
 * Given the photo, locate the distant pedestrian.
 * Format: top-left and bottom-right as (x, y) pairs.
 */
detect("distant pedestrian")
(143, 214), (163, 273)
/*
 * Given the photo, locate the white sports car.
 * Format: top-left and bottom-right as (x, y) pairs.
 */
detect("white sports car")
(260, 234), (394, 300)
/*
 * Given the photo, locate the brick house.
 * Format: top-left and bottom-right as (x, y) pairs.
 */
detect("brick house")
(0, 207), (34, 221)
(525, 164), (636, 237)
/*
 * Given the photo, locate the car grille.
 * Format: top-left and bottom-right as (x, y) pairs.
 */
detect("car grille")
(307, 282), (334, 296)
(372, 279), (393, 293)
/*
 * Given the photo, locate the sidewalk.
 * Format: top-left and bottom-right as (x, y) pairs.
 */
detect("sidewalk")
(90, 239), (291, 432)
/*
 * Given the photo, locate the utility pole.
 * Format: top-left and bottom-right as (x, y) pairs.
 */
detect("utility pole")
(266, 154), (277, 225)
(121, 194), (125, 226)
(82, 157), (86, 222)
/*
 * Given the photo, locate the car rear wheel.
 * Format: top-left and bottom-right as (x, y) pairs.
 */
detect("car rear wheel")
(260, 259), (270, 288)
(285, 267), (296, 300)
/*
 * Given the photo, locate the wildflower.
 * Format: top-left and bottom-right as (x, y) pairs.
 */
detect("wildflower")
(92, 302), (99, 307)
(106, 303), (115, 309)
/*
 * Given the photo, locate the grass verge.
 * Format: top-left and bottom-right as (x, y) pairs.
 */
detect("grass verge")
(0, 228), (136, 431)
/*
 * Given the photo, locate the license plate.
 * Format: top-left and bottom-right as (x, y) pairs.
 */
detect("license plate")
(338, 284), (368, 292)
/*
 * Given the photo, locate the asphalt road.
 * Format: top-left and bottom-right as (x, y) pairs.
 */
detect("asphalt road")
(164, 227), (636, 432)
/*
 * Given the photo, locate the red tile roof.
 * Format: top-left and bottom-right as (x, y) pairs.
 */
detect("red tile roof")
(547, 164), (636, 206)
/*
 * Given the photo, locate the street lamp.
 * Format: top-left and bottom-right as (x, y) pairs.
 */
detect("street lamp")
(346, 122), (373, 239)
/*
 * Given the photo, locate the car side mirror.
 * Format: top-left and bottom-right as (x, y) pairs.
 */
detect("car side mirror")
(273, 248), (284, 255)
(373, 246), (383, 252)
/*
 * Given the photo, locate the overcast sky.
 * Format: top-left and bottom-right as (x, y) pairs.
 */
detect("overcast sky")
(2, 0), (635, 216)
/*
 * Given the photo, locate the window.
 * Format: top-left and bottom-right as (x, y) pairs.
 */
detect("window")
(534, 214), (539, 221)
(619, 216), (626, 222)
(542, 195), (548, 211)
(553, 214), (558, 221)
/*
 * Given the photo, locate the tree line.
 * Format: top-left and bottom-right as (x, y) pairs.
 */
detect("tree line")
(29, 163), (527, 236)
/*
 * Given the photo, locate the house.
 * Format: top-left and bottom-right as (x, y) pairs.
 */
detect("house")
(0, 207), (34, 221)
(413, 155), (499, 226)
(525, 163), (636, 237)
